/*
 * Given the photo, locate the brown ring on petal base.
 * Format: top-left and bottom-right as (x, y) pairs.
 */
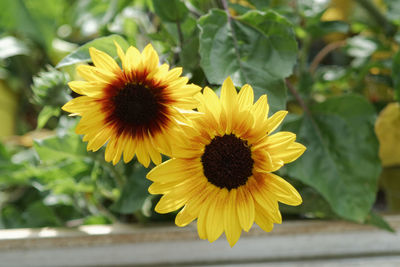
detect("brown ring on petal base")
(100, 76), (173, 138)
(201, 134), (254, 190)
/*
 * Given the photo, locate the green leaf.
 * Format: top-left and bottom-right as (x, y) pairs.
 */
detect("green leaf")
(280, 185), (337, 219)
(283, 95), (381, 222)
(111, 163), (151, 214)
(392, 50), (400, 102)
(364, 211), (395, 232)
(83, 215), (112, 225)
(198, 9), (297, 111)
(22, 201), (61, 227)
(34, 133), (88, 162)
(1, 205), (25, 229)
(0, 143), (35, 186)
(56, 35), (129, 68)
(0, 0), (45, 46)
(37, 106), (61, 129)
(152, 0), (189, 22)
(248, 0), (271, 10)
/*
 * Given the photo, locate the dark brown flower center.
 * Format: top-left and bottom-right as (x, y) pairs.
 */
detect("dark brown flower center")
(113, 83), (159, 126)
(201, 134), (254, 190)
(102, 79), (171, 138)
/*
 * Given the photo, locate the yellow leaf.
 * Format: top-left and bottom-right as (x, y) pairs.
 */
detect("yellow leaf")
(375, 102), (400, 167)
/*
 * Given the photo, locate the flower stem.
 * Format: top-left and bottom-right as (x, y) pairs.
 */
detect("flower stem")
(285, 79), (312, 118)
(309, 40), (346, 75)
(176, 19), (184, 48)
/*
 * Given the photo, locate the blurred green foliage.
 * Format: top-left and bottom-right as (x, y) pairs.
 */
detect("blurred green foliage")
(0, 0), (399, 231)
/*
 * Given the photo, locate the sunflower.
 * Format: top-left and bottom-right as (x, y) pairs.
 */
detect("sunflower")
(147, 77), (306, 247)
(62, 43), (201, 166)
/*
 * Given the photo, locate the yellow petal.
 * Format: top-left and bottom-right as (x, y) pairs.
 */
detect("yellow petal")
(114, 41), (126, 68)
(152, 63), (169, 81)
(271, 142), (306, 164)
(203, 87), (221, 120)
(250, 94), (268, 122)
(149, 180), (184, 195)
(166, 77), (189, 93)
(197, 207), (208, 240)
(125, 46), (141, 79)
(175, 205), (197, 227)
(236, 186), (255, 232)
(89, 47), (121, 73)
(135, 140), (150, 167)
(223, 189), (242, 247)
(170, 83), (201, 99)
(252, 149), (275, 173)
(267, 173), (302, 206)
(75, 113), (106, 134)
(68, 81), (105, 98)
(206, 188), (228, 242)
(141, 43), (159, 71)
(266, 110), (288, 134)
(163, 66), (182, 83)
(145, 138), (162, 165)
(249, 177), (282, 224)
(123, 136), (137, 163)
(104, 137), (118, 162)
(155, 178), (207, 214)
(175, 183), (213, 227)
(197, 187), (218, 240)
(152, 131), (172, 156)
(221, 77), (238, 133)
(155, 194), (187, 214)
(234, 110), (255, 138)
(221, 77), (238, 112)
(238, 84), (254, 110)
(62, 96), (97, 114)
(146, 159), (202, 182)
(265, 132), (296, 152)
(254, 202), (274, 232)
(112, 135), (126, 165)
(77, 65), (114, 83)
(86, 126), (113, 151)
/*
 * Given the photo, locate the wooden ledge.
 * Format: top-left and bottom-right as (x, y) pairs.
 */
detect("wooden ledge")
(1, 215), (400, 266)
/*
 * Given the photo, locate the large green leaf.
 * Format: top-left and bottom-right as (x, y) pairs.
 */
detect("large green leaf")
(283, 95), (381, 222)
(198, 9), (297, 111)
(111, 163), (151, 214)
(152, 0), (189, 22)
(56, 35), (129, 68)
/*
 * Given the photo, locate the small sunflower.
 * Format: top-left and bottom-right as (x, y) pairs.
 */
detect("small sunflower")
(62, 43), (201, 166)
(147, 77), (306, 247)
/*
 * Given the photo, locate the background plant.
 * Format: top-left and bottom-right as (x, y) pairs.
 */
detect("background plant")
(0, 0), (399, 230)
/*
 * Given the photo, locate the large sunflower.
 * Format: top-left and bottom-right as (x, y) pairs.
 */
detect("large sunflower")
(62, 43), (200, 166)
(147, 77), (306, 247)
